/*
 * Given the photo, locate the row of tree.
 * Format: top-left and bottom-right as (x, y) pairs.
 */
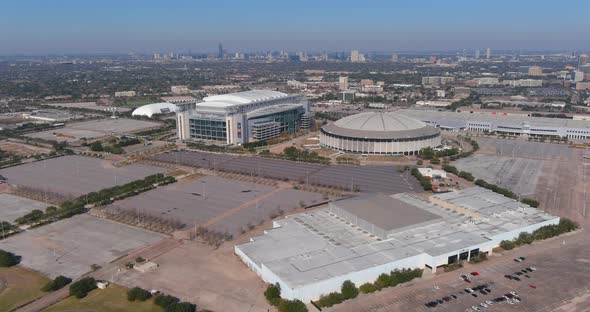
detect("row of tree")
(315, 280), (359, 308)
(128, 287), (197, 312)
(410, 168), (432, 191)
(358, 268), (424, 294)
(500, 219), (577, 250)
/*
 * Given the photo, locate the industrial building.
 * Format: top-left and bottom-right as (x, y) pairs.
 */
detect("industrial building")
(176, 90), (311, 144)
(400, 109), (590, 140)
(319, 112), (441, 155)
(235, 187), (559, 301)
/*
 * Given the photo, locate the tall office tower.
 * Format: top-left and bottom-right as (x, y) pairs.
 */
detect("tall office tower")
(475, 49), (480, 59)
(218, 43), (223, 59)
(391, 52), (398, 62)
(485, 48), (491, 59)
(579, 54), (589, 67)
(339, 76), (349, 91)
(350, 50), (360, 62)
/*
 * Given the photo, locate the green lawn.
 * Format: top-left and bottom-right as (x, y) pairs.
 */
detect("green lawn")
(43, 284), (164, 312)
(0, 266), (51, 311)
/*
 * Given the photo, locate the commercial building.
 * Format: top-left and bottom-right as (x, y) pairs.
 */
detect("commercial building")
(235, 188), (559, 301)
(400, 109), (590, 140)
(503, 79), (543, 87)
(485, 48), (491, 59)
(171, 85), (191, 95)
(114, 91), (136, 97)
(350, 50), (365, 63)
(528, 66), (543, 77)
(319, 112), (441, 155)
(422, 76), (455, 86)
(338, 76), (349, 91)
(176, 90), (311, 144)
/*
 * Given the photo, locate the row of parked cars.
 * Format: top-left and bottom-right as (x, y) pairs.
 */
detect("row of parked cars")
(504, 266), (536, 281)
(466, 291), (521, 311)
(424, 281), (492, 308)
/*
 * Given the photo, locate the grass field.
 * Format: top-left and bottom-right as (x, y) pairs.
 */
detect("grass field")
(0, 266), (51, 311)
(44, 284), (164, 312)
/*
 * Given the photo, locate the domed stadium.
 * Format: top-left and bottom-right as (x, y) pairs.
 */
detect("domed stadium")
(320, 111), (441, 155)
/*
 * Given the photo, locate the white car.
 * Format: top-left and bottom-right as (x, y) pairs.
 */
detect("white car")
(510, 291), (518, 296)
(472, 306), (481, 311)
(529, 266), (537, 271)
(513, 297), (521, 303)
(486, 300), (494, 305)
(480, 302), (488, 308)
(507, 299), (514, 304)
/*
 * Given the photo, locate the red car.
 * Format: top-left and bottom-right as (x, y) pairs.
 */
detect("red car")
(470, 272), (480, 276)
(529, 285), (537, 289)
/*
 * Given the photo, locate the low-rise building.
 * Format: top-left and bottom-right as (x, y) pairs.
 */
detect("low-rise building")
(235, 188), (559, 301)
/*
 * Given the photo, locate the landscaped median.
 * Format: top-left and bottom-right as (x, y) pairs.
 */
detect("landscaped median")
(11, 173), (176, 229)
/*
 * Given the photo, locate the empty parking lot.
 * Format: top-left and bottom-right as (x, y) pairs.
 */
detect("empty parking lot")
(0, 194), (49, 222)
(0, 155), (167, 197)
(105, 175), (326, 235)
(0, 214), (164, 279)
(150, 150), (418, 193)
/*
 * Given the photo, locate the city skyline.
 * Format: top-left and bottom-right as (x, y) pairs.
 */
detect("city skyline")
(2, 0), (590, 54)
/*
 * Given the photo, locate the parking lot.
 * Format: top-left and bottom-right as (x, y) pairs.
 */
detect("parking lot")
(25, 118), (160, 142)
(327, 230), (590, 312)
(0, 214), (164, 279)
(0, 193), (49, 222)
(105, 175), (326, 235)
(0, 155), (167, 197)
(455, 137), (590, 227)
(151, 150), (418, 193)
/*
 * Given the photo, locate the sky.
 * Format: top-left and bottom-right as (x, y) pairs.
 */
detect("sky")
(1, 0), (589, 54)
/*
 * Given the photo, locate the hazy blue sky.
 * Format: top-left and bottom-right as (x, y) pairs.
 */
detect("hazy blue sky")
(1, 0), (589, 54)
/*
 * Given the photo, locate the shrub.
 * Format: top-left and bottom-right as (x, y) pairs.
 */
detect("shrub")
(317, 292), (344, 307)
(430, 158), (440, 165)
(69, 277), (97, 299)
(521, 198), (540, 208)
(458, 171), (474, 181)
(374, 273), (391, 289)
(42, 275), (72, 292)
(340, 280), (359, 300)
(359, 283), (378, 294)
(0, 249), (18, 267)
(278, 299), (307, 312)
(89, 141), (104, 152)
(127, 287), (152, 301)
(154, 294), (180, 308)
(416, 160), (423, 165)
(500, 240), (516, 250)
(442, 165), (458, 175)
(135, 256), (145, 263)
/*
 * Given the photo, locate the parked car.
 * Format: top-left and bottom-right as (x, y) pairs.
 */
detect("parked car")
(504, 274), (513, 280)
(529, 266), (537, 271)
(514, 258), (523, 262)
(512, 276), (521, 281)
(471, 271), (480, 276)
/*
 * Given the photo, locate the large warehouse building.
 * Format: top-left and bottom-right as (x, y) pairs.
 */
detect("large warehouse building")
(320, 112), (441, 155)
(401, 109), (590, 141)
(235, 187), (559, 301)
(176, 90), (312, 144)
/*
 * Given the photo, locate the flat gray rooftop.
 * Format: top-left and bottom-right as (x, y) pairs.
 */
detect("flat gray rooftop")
(331, 194), (442, 232)
(237, 188), (559, 288)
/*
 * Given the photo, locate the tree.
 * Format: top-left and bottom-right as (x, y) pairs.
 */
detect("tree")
(127, 287), (152, 301)
(374, 273), (391, 289)
(359, 283), (378, 294)
(154, 294), (180, 308)
(69, 277), (96, 298)
(89, 141), (104, 152)
(500, 240), (516, 250)
(264, 283), (282, 306)
(0, 249), (18, 267)
(521, 198), (540, 208)
(340, 280), (359, 300)
(165, 302), (196, 312)
(42, 275), (72, 292)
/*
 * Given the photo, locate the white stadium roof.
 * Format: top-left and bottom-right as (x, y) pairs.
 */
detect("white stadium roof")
(131, 102), (178, 118)
(202, 90), (289, 108)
